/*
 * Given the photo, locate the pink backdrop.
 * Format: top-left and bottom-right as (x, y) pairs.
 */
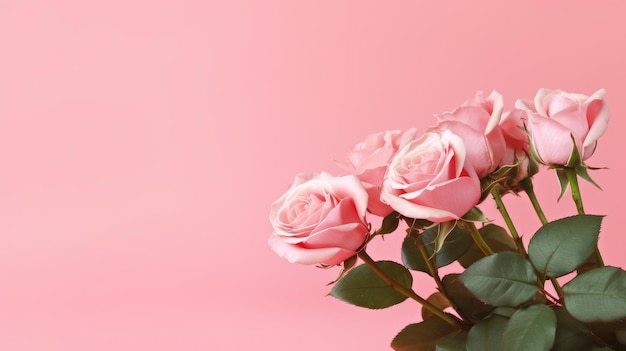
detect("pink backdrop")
(1, 1), (625, 350)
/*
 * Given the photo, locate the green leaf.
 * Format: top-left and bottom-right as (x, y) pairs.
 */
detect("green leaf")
(402, 225), (473, 274)
(422, 292), (453, 321)
(460, 252), (538, 307)
(391, 316), (458, 351)
(501, 304), (557, 351)
(402, 236), (430, 274)
(490, 307), (517, 319)
(566, 134), (582, 167)
(528, 128), (544, 164)
(327, 254), (358, 285)
(442, 274), (494, 323)
(376, 211), (401, 235)
(434, 221), (458, 254)
(462, 207), (490, 222)
(427, 225), (473, 267)
(491, 163), (518, 179)
(576, 165), (602, 190)
(577, 252), (602, 274)
(480, 177), (500, 202)
(617, 328), (626, 346)
(466, 314), (509, 351)
(457, 224), (517, 268)
(562, 266), (626, 323)
(552, 306), (594, 351)
(528, 215), (603, 278)
(436, 332), (467, 351)
(556, 168), (569, 201)
(329, 261), (412, 309)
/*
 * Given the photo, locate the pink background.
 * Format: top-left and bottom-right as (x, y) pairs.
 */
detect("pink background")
(1, 1), (625, 350)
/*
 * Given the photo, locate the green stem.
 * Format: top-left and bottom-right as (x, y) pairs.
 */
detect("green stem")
(490, 187), (526, 256)
(565, 168), (605, 267)
(521, 179), (565, 299)
(414, 236), (470, 322)
(414, 235), (444, 292)
(462, 221), (494, 256)
(357, 250), (463, 328)
(521, 178), (548, 225)
(565, 168), (585, 215)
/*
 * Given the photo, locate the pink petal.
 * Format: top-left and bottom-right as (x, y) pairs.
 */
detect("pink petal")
(357, 166), (387, 187)
(583, 99), (609, 150)
(514, 98), (536, 112)
(305, 222), (368, 251)
(380, 187), (457, 222)
(268, 234), (346, 265)
(361, 182), (394, 217)
(413, 176), (481, 220)
(314, 197), (367, 232)
(437, 106), (491, 132)
(500, 109), (529, 143)
(485, 90), (504, 134)
(528, 114), (577, 165)
(533, 88), (555, 116)
(327, 175), (369, 219)
(436, 122), (494, 177)
(380, 175), (480, 222)
(549, 103), (587, 132)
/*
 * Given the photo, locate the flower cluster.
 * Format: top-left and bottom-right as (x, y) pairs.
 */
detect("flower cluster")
(269, 88), (624, 351)
(269, 88), (608, 264)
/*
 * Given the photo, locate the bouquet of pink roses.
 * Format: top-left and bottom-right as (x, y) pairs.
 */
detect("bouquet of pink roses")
(268, 89), (626, 351)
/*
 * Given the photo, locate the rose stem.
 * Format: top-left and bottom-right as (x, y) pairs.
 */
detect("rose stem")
(413, 233), (444, 289)
(565, 168), (605, 267)
(490, 187), (525, 256)
(357, 250), (463, 328)
(520, 178), (548, 224)
(521, 179), (564, 299)
(461, 221), (494, 256)
(413, 235), (469, 321)
(406, 220), (445, 292)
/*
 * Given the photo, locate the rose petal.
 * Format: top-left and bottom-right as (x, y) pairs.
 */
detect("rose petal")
(305, 223), (368, 251)
(327, 175), (369, 219)
(528, 113), (577, 165)
(437, 106), (490, 132)
(583, 99), (609, 150)
(533, 88), (555, 116)
(485, 90), (505, 134)
(409, 175), (480, 220)
(515, 98), (536, 112)
(380, 185), (458, 222)
(268, 234), (347, 265)
(435, 121), (494, 177)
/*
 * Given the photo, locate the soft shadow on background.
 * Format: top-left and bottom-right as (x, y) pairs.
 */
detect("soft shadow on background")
(1, 1), (625, 350)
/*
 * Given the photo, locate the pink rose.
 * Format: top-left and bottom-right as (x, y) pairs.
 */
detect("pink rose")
(431, 90), (506, 178)
(499, 109), (536, 183)
(336, 128), (418, 217)
(268, 173), (369, 266)
(516, 88), (609, 166)
(500, 109), (530, 155)
(380, 130), (481, 222)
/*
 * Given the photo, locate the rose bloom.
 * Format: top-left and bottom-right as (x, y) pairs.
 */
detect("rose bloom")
(516, 88), (609, 166)
(380, 130), (481, 222)
(431, 90), (506, 178)
(499, 109), (536, 184)
(337, 128), (418, 217)
(268, 173), (369, 266)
